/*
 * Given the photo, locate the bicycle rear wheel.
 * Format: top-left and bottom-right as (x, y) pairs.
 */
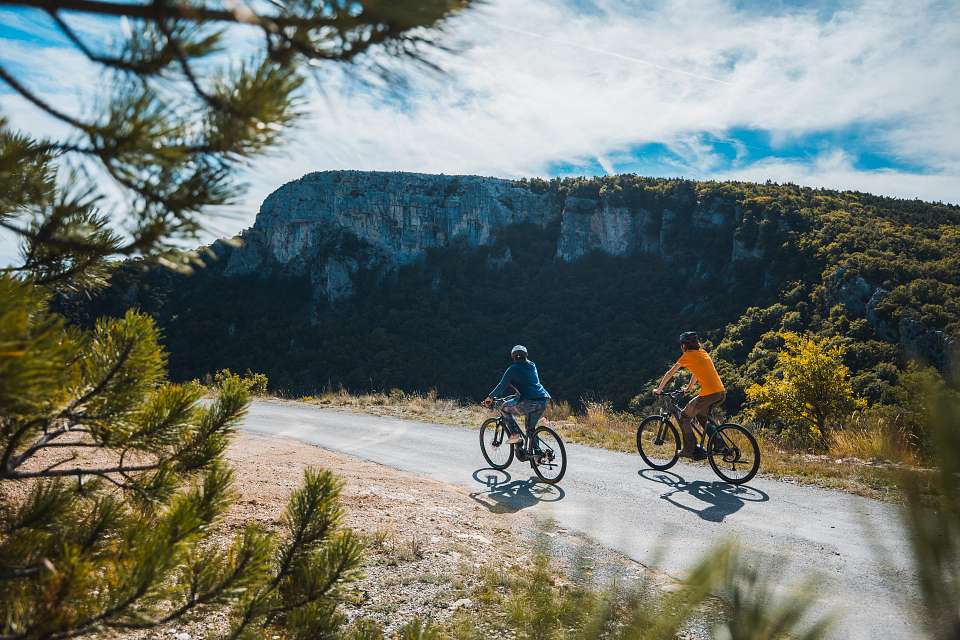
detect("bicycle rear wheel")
(708, 423), (760, 485)
(636, 415), (680, 470)
(480, 418), (514, 470)
(531, 426), (566, 484)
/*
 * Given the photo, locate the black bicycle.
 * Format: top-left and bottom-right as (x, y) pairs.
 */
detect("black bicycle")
(636, 390), (760, 485)
(479, 396), (567, 484)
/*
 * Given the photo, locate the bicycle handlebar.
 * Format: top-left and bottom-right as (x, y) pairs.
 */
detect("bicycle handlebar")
(484, 394), (518, 409)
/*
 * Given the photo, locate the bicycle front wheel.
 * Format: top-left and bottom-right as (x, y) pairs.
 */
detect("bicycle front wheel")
(531, 426), (566, 484)
(480, 418), (514, 469)
(708, 423), (760, 485)
(637, 415), (680, 470)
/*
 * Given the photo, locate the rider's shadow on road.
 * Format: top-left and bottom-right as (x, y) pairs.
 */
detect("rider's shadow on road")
(470, 468), (565, 514)
(639, 469), (768, 523)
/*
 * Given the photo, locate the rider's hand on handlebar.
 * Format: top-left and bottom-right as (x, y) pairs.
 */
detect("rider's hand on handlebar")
(652, 388), (663, 396)
(481, 396), (493, 408)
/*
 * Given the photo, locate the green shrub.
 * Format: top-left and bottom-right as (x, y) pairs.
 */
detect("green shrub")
(212, 367), (269, 396)
(747, 332), (865, 450)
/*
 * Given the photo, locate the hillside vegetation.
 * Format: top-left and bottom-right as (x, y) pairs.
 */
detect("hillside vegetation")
(70, 175), (959, 457)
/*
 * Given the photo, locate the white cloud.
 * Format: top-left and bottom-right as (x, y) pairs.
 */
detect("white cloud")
(241, 0), (959, 209)
(2, 0), (958, 262)
(716, 150), (960, 203)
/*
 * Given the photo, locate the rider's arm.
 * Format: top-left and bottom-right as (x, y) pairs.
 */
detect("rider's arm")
(489, 365), (515, 399)
(655, 362), (682, 394)
(684, 373), (698, 393)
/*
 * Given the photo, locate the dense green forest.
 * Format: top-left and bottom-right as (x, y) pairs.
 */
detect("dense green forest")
(67, 175), (959, 416)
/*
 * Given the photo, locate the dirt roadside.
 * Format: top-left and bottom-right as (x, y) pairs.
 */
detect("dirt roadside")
(8, 431), (712, 638)
(222, 432), (666, 636)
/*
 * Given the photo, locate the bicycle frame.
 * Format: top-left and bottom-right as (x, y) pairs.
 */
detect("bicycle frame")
(490, 395), (550, 458)
(639, 391), (759, 484)
(657, 391), (724, 449)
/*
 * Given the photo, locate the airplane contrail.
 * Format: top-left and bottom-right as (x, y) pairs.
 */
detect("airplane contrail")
(486, 21), (733, 86)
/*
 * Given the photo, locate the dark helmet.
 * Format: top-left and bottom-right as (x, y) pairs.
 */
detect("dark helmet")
(510, 344), (528, 360)
(678, 331), (700, 348)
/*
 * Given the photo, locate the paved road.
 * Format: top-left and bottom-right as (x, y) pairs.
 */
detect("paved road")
(240, 399), (918, 639)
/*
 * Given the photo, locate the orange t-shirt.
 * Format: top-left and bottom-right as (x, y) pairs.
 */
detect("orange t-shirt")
(677, 349), (725, 396)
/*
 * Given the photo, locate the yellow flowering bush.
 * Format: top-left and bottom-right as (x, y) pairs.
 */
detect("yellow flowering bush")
(746, 332), (865, 450)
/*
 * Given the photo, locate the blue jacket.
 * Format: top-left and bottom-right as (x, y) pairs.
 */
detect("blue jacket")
(489, 360), (551, 400)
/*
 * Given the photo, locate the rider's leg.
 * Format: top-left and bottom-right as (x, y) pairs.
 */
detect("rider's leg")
(680, 397), (708, 459)
(500, 399), (524, 444)
(702, 392), (727, 449)
(683, 393), (726, 457)
(524, 401), (547, 452)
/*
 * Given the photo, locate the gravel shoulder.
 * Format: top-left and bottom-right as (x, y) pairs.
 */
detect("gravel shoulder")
(224, 433), (675, 635)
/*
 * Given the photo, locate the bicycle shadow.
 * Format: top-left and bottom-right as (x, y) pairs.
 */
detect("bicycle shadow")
(469, 468), (565, 514)
(638, 468), (769, 523)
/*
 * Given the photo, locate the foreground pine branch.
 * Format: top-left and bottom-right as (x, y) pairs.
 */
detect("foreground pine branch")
(0, 276), (369, 639)
(0, 1), (470, 288)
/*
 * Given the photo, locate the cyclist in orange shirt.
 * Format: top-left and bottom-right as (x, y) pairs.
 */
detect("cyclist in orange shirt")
(653, 331), (726, 460)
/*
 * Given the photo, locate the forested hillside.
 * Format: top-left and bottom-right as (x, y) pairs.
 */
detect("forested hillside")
(69, 174), (959, 417)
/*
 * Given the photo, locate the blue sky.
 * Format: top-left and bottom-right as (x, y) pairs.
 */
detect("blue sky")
(549, 126), (932, 179)
(1, 0), (958, 262)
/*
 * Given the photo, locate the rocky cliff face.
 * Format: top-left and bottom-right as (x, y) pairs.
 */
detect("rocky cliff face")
(224, 171), (556, 302)
(826, 267), (958, 371)
(223, 171), (770, 306)
(553, 195), (761, 263)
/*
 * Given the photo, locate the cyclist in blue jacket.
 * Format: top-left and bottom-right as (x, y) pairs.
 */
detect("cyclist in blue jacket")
(482, 345), (551, 444)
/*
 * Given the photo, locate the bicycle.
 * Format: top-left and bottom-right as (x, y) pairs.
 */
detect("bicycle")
(479, 395), (567, 484)
(636, 390), (760, 485)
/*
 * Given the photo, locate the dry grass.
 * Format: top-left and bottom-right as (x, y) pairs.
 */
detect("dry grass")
(827, 411), (919, 466)
(559, 400), (636, 452)
(304, 388), (485, 427)
(755, 438), (898, 500)
(544, 399), (573, 421)
(829, 429), (917, 466)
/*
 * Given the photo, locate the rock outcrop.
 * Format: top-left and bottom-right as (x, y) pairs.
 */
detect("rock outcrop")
(225, 171), (558, 303)
(223, 171), (769, 308)
(828, 268), (959, 371)
(227, 171), (553, 270)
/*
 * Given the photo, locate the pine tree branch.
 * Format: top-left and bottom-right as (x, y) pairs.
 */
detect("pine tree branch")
(44, 579), (154, 640)
(153, 11), (226, 112)
(0, 220), (123, 256)
(41, 485), (228, 640)
(37, 441), (98, 449)
(41, 452), (79, 472)
(62, 339), (135, 418)
(28, 256), (110, 287)
(39, 140), (220, 156)
(9, 421), (89, 470)
(224, 597), (261, 640)
(271, 512), (310, 590)
(0, 65), (93, 133)
(47, 10), (169, 74)
(5, 462), (159, 480)
(0, 565), (44, 580)
(0, 418), (48, 477)
(107, 541), (263, 628)
(0, 0), (358, 29)
(267, 547), (356, 616)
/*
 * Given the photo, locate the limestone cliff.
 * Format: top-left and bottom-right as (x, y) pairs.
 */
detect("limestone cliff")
(223, 170), (771, 305)
(224, 171), (556, 302)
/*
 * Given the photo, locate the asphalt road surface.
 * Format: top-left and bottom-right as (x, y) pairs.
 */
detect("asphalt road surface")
(240, 399), (918, 639)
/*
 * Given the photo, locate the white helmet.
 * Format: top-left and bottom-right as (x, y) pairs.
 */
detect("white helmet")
(511, 344), (528, 357)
